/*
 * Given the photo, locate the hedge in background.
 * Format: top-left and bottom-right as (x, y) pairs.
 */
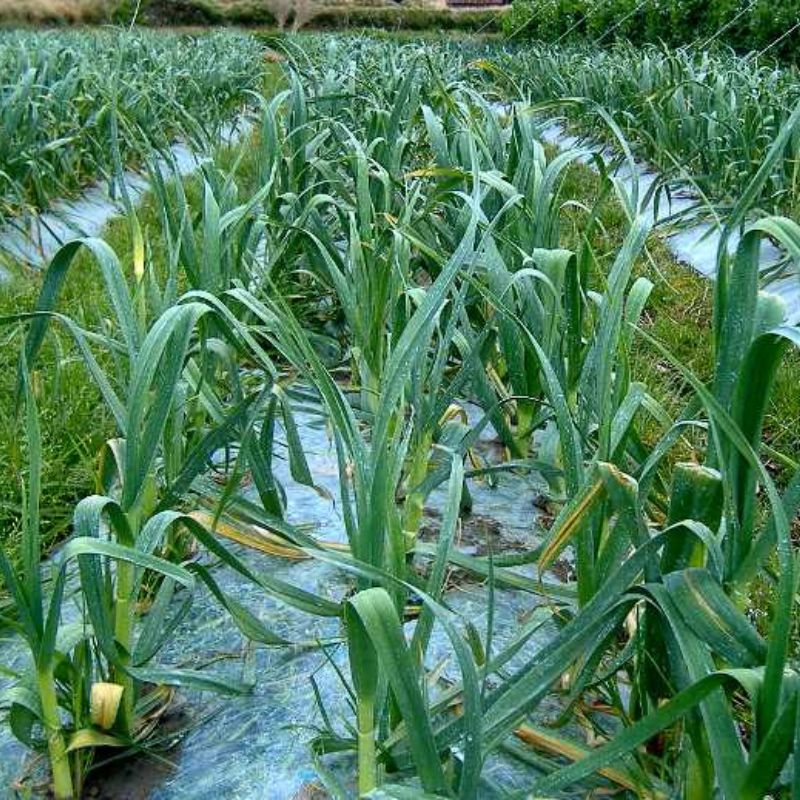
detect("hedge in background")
(503, 0), (800, 61)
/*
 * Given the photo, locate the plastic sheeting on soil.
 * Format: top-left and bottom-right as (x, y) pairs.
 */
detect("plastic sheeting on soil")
(0, 116), (253, 280)
(0, 405), (576, 798)
(534, 113), (800, 325)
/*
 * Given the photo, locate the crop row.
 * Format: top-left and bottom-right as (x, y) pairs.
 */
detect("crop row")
(0, 29), (264, 223)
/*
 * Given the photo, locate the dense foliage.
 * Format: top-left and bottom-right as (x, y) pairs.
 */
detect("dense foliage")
(485, 42), (800, 215)
(0, 29), (264, 222)
(504, 0), (800, 61)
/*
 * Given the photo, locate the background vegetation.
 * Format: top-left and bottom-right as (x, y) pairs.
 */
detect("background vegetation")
(0, 0), (114, 25)
(0, 0), (506, 32)
(0, 29), (263, 222)
(5, 0), (799, 55)
(504, 0), (800, 61)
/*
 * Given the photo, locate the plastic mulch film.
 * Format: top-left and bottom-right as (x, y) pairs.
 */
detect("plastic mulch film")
(0, 116), (253, 276)
(535, 113), (800, 325)
(0, 405), (580, 798)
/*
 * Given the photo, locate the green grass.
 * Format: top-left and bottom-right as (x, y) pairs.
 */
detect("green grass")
(1, 212), (139, 557)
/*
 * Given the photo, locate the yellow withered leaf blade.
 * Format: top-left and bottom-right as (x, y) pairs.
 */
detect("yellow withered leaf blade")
(190, 510), (309, 560)
(514, 724), (656, 796)
(189, 510), (350, 559)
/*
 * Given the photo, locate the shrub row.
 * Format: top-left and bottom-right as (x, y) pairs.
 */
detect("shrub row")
(503, 0), (800, 61)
